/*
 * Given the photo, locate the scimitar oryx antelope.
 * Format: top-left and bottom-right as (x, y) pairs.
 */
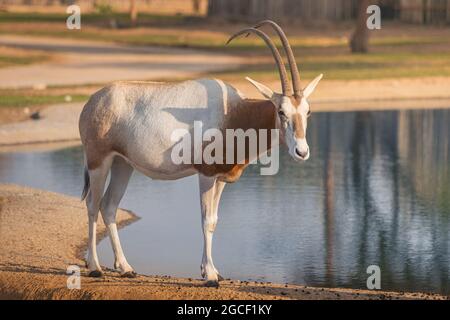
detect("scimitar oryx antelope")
(79, 20), (323, 286)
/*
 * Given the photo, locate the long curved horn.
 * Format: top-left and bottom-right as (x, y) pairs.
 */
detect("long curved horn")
(226, 28), (292, 96)
(253, 20), (301, 96)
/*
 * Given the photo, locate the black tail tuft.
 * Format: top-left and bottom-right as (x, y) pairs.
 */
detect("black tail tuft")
(81, 166), (90, 201)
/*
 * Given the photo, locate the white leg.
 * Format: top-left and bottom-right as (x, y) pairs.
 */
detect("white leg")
(86, 157), (112, 277)
(199, 175), (226, 286)
(212, 180), (225, 278)
(100, 156), (135, 277)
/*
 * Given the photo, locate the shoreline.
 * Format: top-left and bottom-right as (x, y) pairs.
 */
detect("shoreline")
(1, 96), (449, 151)
(1, 76), (450, 149)
(0, 184), (448, 300)
(0, 75), (449, 299)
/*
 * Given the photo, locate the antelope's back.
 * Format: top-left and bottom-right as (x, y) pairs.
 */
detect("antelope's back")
(79, 79), (244, 170)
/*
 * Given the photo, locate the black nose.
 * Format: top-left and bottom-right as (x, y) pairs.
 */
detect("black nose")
(295, 148), (308, 158)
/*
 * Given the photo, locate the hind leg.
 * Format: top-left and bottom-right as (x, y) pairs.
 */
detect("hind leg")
(100, 156), (135, 277)
(86, 156), (113, 277)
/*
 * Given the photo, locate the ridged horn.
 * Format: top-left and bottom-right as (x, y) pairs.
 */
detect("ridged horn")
(226, 28), (292, 96)
(253, 20), (301, 96)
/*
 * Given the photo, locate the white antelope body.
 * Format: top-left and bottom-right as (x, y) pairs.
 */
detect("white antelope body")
(79, 21), (322, 286)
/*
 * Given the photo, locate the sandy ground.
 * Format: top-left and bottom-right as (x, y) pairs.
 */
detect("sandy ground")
(0, 184), (447, 300)
(0, 103), (81, 146)
(0, 45), (50, 65)
(1, 76), (450, 148)
(0, 35), (244, 89)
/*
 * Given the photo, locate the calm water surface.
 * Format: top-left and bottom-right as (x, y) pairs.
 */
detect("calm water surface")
(1, 109), (449, 294)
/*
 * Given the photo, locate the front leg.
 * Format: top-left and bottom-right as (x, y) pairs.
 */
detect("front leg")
(198, 175), (226, 287)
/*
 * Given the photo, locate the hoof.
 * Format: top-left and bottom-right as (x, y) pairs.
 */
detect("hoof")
(217, 274), (224, 281)
(121, 271), (137, 278)
(204, 280), (219, 288)
(88, 270), (103, 278)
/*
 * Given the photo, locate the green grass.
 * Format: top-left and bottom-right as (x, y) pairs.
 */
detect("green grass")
(214, 51), (450, 81)
(0, 12), (195, 26)
(0, 93), (88, 108)
(1, 25), (449, 53)
(1, 12), (450, 80)
(0, 54), (49, 68)
(2, 12), (449, 52)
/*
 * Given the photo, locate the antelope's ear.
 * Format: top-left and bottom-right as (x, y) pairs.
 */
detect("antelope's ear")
(246, 77), (274, 100)
(303, 74), (323, 98)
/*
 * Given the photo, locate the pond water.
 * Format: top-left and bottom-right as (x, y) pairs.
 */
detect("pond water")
(0, 109), (449, 294)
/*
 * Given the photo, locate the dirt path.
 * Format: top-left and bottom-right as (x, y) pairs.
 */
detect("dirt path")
(0, 184), (446, 300)
(0, 35), (243, 89)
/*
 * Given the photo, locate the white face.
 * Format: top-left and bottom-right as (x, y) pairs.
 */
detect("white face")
(246, 73), (323, 163)
(278, 96), (311, 161)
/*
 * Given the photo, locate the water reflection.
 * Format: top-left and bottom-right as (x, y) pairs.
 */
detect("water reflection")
(0, 109), (448, 294)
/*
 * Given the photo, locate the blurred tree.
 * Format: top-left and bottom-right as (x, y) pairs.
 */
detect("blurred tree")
(192, 0), (201, 14)
(208, 0), (358, 23)
(350, 0), (370, 53)
(130, 0), (138, 27)
(94, 1), (117, 29)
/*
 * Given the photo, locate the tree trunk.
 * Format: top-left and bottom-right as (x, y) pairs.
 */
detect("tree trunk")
(350, 0), (370, 53)
(130, 0), (138, 28)
(192, 0), (201, 14)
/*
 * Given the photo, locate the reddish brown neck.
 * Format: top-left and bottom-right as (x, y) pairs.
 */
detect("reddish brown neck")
(223, 98), (277, 133)
(193, 99), (278, 183)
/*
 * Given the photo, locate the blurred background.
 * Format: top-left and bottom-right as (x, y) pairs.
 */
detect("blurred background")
(0, 0), (449, 295)
(1, 0), (450, 117)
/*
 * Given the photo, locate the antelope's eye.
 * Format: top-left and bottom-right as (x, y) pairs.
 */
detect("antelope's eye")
(307, 110), (311, 117)
(278, 110), (287, 120)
